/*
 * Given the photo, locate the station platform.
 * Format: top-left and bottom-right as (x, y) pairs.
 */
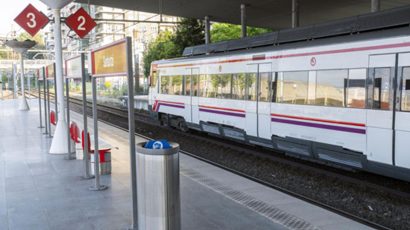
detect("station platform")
(0, 99), (374, 230)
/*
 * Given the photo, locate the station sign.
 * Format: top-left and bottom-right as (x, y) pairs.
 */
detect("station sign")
(91, 39), (128, 77)
(65, 55), (82, 79)
(14, 4), (49, 37)
(65, 8), (96, 39)
(46, 64), (55, 80)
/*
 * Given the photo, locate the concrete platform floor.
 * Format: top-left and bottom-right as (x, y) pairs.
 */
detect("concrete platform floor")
(0, 99), (374, 230)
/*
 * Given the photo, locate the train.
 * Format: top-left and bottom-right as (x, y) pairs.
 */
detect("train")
(147, 6), (410, 181)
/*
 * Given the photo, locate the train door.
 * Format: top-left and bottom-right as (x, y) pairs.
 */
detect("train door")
(246, 63), (272, 138)
(188, 68), (200, 124)
(395, 53), (410, 169)
(367, 54), (395, 165)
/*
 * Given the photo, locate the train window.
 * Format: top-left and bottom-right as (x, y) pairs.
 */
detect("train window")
(246, 73), (257, 101)
(192, 75), (199, 96)
(277, 71), (308, 104)
(401, 67), (410, 111)
(184, 76), (191, 96)
(151, 71), (158, 88)
(232, 73), (246, 100)
(199, 75), (207, 97)
(160, 75), (170, 94)
(213, 74), (232, 99)
(307, 72), (316, 105)
(173, 76), (184, 95)
(371, 68), (392, 110)
(259, 72), (271, 102)
(347, 69), (366, 109)
(162, 75), (183, 95)
(200, 74), (232, 99)
(315, 70), (347, 107)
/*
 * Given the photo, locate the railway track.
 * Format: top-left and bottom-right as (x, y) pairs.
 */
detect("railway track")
(29, 90), (410, 229)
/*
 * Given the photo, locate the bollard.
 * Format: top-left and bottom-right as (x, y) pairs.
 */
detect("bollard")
(135, 141), (181, 230)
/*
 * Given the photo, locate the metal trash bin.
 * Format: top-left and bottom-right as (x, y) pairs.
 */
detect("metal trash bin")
(136, 142), (180, 230)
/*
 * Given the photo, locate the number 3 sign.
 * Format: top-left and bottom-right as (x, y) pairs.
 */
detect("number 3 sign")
(65, 8), (96, 39)
(14, 4), (49, 37)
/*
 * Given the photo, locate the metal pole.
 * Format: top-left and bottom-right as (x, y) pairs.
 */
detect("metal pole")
(19, 53), (29, 110)
(292, 0), (299, 28)
(47, 80), (52, 138)
(49, 8), (69, 154)
(28, 74), (31, 95)
(43, 67), (48, 135)
(38, 79), (44, 128)
(241, 4), (247, 38)
(204, 16), (211, 44)
(126, 37), (138, 230)
(371, 0), (380, 12)
(66, 77), (74, 160)
(81, 53), (93, 179)
(13, 64), (17, 99)
(90, 77), (107, 191)
(53, 63), (58, 121)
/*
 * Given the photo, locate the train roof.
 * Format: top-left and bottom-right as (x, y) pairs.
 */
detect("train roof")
(152, 5), (410, 66)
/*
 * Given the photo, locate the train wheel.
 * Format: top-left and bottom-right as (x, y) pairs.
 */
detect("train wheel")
(177, 118), (189, 132)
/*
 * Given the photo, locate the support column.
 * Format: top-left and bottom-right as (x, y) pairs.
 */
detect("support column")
(204, 16), (211, 44)
(49, 8), (69, 154)
(19, 54), (29, 110)
(292, 0), (299, 28)
(371, 0), (380, 12)
(241, 4), (247, 38)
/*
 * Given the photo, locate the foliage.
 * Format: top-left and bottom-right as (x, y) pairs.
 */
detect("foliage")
(142, 19), (271, 77)
(172, 18), (205, 55)
(142, 31), (178, 78)
(143, 18), (204, 77)
(211, 23), (272, 43)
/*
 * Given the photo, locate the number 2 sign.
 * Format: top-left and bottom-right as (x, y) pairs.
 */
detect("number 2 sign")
(65, 8), (96, 39)
(14, 4), (49, 37)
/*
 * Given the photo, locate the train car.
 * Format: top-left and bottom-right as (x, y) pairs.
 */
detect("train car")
(148, 7), (410, 181)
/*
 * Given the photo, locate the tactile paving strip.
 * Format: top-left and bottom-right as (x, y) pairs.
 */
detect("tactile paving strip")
(181, 167), (321, 230)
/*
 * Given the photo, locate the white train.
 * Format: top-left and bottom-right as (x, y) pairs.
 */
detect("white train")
(148, 8), (410, 181)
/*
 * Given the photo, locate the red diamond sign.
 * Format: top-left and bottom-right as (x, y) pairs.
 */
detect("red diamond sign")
(14, 4), (49, 37)
(65, 8), (96, 39)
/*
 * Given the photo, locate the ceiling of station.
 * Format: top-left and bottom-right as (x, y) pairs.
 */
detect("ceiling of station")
(75, 0), (410, 29)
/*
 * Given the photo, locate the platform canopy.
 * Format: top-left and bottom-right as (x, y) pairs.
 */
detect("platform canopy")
(75, 0), (410, 29)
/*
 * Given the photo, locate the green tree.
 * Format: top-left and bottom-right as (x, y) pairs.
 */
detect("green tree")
(142, 19), (271, 78)
(211, 23), (272, 42)
(143, 18), (205, 77)
(142, 31), (178, 77)
(172, 18), (205, 54)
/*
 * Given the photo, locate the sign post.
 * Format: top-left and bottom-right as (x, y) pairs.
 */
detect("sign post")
(90, 38), (136, 227)
(65, 55), (83, 160)
(79, 54), (93, 179)
(37, 69), (44, 129)
(43, 67), (49, 135)
(12, 64), (17, 99)
(46, 64), (55, 138)
(46, 63), (58, 121)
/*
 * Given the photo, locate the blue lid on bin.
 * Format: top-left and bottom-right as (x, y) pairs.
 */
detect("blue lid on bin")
(144, 139), (172, 149)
